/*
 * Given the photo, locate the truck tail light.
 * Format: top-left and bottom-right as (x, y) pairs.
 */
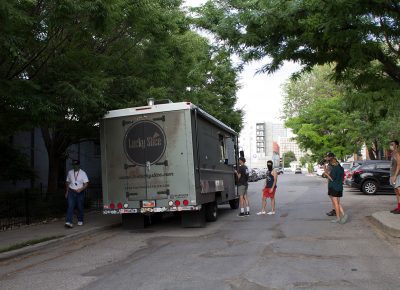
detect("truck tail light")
(175, 200), (181, 206)
(183, 200), (189, 206)
(110, 203), (115, 209)
(117, 202), (123, 209)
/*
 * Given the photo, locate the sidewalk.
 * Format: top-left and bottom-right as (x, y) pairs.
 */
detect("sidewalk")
(371, 211), (400, 238)
(0, 211), (121, 260)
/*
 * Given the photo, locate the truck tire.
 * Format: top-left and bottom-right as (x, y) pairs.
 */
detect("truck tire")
(205, 201), (218, 222)
(229, 198), (239, 210)
(362, 180), (378, 195)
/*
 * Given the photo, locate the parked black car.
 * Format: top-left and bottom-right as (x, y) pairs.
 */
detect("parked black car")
(350, 160), (392, 195)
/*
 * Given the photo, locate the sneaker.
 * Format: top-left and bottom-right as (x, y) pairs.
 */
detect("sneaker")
(392, 209), (400, 214)
(331, 219), (340, 223)
(340, 214), (348, 224)
(390, 208), (400, 213)
(65, 222), (73, 228)
(256, 211), (266, 215)
(238, 212), (245, 217)
(326, 209), (336, 216)
(267, 211), (275, 215)
(77, 221), (83, 226)
(245, 212), (250, 216)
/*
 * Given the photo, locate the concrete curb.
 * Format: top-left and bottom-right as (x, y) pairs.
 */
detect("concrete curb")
(370, 211), (400, 238)
(0, 222), (121, 261)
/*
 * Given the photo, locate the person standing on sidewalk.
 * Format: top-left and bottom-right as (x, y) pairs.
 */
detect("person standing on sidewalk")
(324, 157), (347, 224)
(65, 160), (89, 228)
(235, 157), (250, 217)
(257, 160), (278, 215)
(389, 140), (400, 214)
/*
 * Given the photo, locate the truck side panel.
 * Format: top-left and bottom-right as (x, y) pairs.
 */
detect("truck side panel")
(191, 110), (238, 205)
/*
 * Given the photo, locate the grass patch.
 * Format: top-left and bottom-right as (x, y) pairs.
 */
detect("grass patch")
(0, 235), (65, 254)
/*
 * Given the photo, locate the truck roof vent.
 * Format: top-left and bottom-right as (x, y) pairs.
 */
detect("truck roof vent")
(147, 98), (173, 106)
(156, 99), (173, 105)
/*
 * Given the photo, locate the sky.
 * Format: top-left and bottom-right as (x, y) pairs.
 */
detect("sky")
(183, 0), (302, 129)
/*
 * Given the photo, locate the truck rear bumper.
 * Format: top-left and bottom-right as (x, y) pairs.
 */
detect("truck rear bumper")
(103, 205), (202, 215)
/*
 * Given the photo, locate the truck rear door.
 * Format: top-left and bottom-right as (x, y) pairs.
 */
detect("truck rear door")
(122, 114), (169, 203)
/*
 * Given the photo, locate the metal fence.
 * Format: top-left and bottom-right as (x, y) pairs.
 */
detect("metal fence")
(0, 186), (103, 231)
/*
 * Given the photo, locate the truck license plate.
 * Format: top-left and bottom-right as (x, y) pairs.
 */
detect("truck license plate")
(142, 200), (156, 208)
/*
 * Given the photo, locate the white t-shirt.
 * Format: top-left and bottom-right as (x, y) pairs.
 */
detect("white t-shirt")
(66, 169), (89, 190)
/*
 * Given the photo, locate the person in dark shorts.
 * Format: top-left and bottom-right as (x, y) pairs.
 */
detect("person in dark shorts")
(257, 160), (278, 215)
(235, 157), (250, 217)
(324, 157), (347, 224)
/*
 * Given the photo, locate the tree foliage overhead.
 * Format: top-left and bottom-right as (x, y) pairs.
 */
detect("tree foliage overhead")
(194, 0), (400, 85)
(0, 0), (243, 191)
(283, 64), (400, 160)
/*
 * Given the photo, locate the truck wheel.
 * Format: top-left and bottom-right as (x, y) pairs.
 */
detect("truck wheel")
(229, 198), (239, 210)
(205, 201), (218, 222)
(362, 180), (378, 195)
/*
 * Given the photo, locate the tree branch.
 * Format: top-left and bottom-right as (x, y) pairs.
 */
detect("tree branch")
(8, 28), (63, 80)
(379, 17), (400, 57)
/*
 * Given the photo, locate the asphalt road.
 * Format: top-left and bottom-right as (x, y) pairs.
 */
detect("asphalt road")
(1, 174), (400, 290)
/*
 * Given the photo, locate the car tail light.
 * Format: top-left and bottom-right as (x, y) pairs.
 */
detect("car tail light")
(183, 200), (189, 206)
(353, 170), (363, 175)
(175, 200), (181, 206)
(117, 202), (123, 209)
(110, 203), (115, 209)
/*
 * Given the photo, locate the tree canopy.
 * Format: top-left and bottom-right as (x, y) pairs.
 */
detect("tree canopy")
(194, 0), (400, 85)
(282, 64), (400, 160)
(1, 0), (243, 192)
(282, 150), (296, 167)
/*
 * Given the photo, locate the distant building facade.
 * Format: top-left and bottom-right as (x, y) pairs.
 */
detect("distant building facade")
(239, 122), (288, 168)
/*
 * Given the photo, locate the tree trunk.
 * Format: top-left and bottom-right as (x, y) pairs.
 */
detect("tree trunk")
(47, 148), (61, 194)
(367, 147), (376, 160)
(41, 127), (69, 194)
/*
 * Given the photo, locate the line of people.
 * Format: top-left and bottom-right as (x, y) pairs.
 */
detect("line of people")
(235, 140), (400, 223)
(234, 153), (347, 224)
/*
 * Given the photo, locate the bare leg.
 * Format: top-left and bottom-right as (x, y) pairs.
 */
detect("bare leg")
(332, 197), (341, 220)
(337, 197), (345, 216)
(329, 195), (335, 210)
(261, 196), (267, 212)
(239, 195), (245, 210)
(244, 195), (250, 208)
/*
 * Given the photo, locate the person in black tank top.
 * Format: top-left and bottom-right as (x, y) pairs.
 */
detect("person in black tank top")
(257, 160), (278, 215)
